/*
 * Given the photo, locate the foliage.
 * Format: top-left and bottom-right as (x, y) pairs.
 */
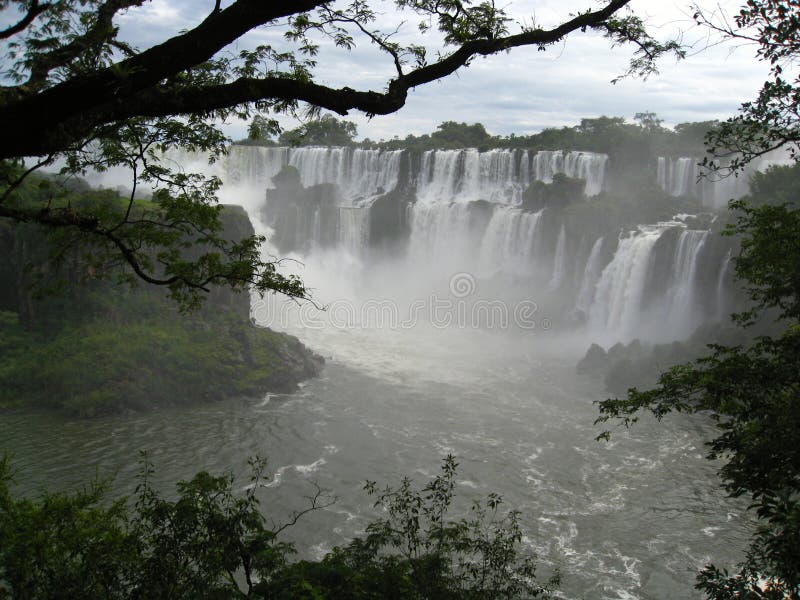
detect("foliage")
(243, 115), (282, 145)
(279, 115), (358, 147)
(577, 323), (758, 397)
(0, 201), (320, 415)
(0, 454), (312, 599)
(0, 455), (557, 599)
(522, 173), (585, 211)
(699, 0), (800, 171)
(1, 163), (306, 312)
(0, 304), (319, 416)
(0, 454), (134, 599)
(371, 115), (716, 159)
(596, 163), (800, 597)
(427, 121), (493, 149)
(560, 181), (700, 240)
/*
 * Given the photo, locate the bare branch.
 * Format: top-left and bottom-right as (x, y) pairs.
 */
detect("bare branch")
(271, 482), (336, 537)
(320, 5), (405, 77)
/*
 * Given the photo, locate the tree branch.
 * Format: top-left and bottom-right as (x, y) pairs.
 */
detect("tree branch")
(0, 0), (636, 159)
(0, 203), (264, 294)
(320, 5), (405, 77)
(1, 0), (327, 141)
(24, 0), (146, 92)
(0, 155), (54, 204)
(0, 0), (52, 39)
(271, 482), (335, 537)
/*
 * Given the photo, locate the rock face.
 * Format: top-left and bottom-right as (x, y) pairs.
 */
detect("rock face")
(267, 333), (325, 392)
(576, 343), (608, 374)
(577, 321), (767, 397)
(0, 203), (323, 415)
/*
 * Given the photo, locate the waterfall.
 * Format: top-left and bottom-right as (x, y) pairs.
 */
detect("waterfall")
(575, 237), (605, 316)
(589, 226), (667, 341)
(210, 144), (743, 344)
(413, 148), (607, 205)
(477, 207), (543, 275)
(407, 202), (475, 263)
(657, 157), (698, 197)
(311, 209), (322, 250)
(656, 157), (666, 191)
(716, 249), (734, 321)
(547, 225), (567, 291)
(288, 147), (403, 203)
(416, 149), (529, 205)
(224, 145), (403, 204)
(338, 207), (370, 255)
(662, 229), (710, 337)
(223, 145), (288, 188)
(656, 152), (794, 209)
(531, 150), (608, 196)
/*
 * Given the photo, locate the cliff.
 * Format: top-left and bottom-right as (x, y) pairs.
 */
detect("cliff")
(0, 204), (323, 416)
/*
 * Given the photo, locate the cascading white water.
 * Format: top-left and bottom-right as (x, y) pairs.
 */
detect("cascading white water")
(80, 143), (739, 344)
(222, 145), (288, 188)
(656, 152), (794, 209)
(406, 202), (474, 265)
(338, 207), (370, 255)
(211, 145), (738, 344)
(547, 224), (567, 291)
(656, 157), (667, 191)
(290, 147), (403, 203)
(225, 145), (404, 205)
(531, 150), (607, 196)
(657, 157), (698, 197)
(716, 249), (734, 321)
(662, 229), (710, 338)
(588, 225), (668, 341)
(415, 149), (529, 205)
(477, 207), (543, 276)
(414, 148), (608, 206)
(217, 146), (608, 267)
(574, 237), (605, 317)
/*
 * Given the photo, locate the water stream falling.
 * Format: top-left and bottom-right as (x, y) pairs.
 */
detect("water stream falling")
(215, 145), (734, 344)
(588, 226), (667, 341)
(575, 237), (605, 317)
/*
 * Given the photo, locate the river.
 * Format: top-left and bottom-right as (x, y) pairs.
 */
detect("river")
(1, 317), (748, 599)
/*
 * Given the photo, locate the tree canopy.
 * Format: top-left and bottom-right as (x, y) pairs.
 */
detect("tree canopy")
(0, 454), (559, 599)
(278, 114), (359, 146)
(699, 0), (800, 171)
(0, 0), (681, 306)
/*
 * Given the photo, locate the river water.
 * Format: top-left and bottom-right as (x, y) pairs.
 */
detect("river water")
(1, 314), (748, 599)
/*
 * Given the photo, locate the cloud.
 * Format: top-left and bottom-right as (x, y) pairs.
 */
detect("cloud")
(109, 0), (770, 140)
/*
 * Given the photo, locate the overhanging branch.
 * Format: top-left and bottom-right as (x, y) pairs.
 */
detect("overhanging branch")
(0, 0), (639, 158)
(0, 0), (52, 39)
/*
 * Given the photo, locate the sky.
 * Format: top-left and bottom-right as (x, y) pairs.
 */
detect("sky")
(32, 1), (778, 141)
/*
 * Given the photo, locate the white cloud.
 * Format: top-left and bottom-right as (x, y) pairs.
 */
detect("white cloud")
(111, 0), (770, 140)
